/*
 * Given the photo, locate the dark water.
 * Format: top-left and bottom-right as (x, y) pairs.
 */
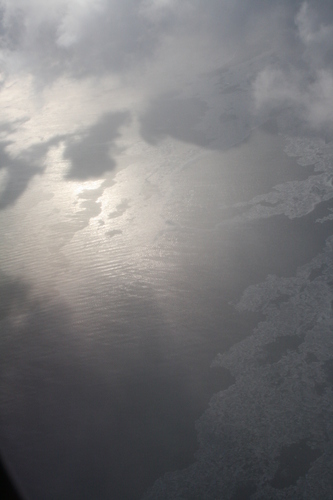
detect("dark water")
(1, 130), (332, 499)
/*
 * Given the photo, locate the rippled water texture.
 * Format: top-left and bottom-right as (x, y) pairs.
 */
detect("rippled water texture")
(1, 2), (333, 499)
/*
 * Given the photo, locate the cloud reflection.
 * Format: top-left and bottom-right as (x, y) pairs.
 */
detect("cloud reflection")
(63, 111), (131, 180)
(0, 141), (40, 210)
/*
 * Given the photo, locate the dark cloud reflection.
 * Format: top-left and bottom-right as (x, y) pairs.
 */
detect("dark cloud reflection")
(0, 141), (40, 210)
(0, 133), (69, 210)
(64, 111), (131, 180)
(140, 94), (209, 147)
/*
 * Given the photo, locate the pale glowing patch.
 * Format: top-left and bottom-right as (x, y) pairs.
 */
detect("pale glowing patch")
(74, 179), (105, 196)
(0, 75), (36, 126)
(0, 72), (139, 162)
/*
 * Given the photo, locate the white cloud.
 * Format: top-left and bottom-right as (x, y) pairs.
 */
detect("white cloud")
(56, 0), (107, 48)
(296, 1), (333, 46)
(0, 0), (331, 131)
(307, 70), (333, 127)
(253, 68), (302, 109)
(253, 1), (333, 129)
(0, 0), (181, 82)
(0, 0), (297, 81)
(139, 0), (179, 22)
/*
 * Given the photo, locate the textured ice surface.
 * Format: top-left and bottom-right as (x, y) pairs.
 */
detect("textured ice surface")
(143, 140), (333, 499)
(220, 136), (333, 224)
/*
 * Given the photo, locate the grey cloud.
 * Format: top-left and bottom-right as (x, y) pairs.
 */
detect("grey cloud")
(140, 94), (209, 147)
(0, 133), (67, 210)
(136, 1), (332, 150)
(0, 1), (303, 82)
(0, 0), (173, 81)
(0, 110), (131, 209)
(0, 0), (331, 201)
(253, 1), (333, 132)
(0, 141), (40, 210)
(63, 111), (131, 180)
